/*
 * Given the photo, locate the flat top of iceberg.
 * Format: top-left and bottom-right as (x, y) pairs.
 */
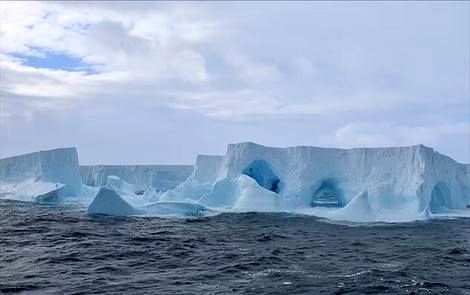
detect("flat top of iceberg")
(228, 142), (467, 165)
(0, 147), (78, 161)
(231, 141), (429, 154)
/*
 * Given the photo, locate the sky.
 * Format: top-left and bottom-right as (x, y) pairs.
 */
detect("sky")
(0, 1), (469, 164)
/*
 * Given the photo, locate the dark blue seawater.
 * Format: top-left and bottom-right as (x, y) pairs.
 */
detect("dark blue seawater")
(1, 199), (469, 295)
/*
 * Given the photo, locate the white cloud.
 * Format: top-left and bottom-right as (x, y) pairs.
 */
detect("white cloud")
(167, 90), (283, 119)
(0, 1), (468, 162)
(1, 1), (467, 121)
(0, 2), (215, 83)
(319, 122), (470, 149)
(222, 50), (282, 84)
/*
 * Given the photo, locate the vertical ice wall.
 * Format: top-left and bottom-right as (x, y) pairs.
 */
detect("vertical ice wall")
(419, 148), (470, 211)
(161, 142), (469, 219)
(219, 143), (428, 210)
(0, 148), (82, 198)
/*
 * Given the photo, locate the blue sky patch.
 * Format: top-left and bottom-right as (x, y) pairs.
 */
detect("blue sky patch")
(13, 50), (97, 74)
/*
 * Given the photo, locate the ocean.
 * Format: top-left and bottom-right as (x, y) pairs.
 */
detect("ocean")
(1, 199), (469, 294)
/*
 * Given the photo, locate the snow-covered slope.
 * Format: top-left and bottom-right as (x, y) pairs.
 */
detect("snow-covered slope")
(160, 142), (469, 222)
(80, 165), (193, 193)
(0, 148), (82, 202)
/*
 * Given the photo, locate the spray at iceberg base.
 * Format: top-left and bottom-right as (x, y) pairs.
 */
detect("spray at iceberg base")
(88, 143), (470, 222)
(1, 143), (469, 222)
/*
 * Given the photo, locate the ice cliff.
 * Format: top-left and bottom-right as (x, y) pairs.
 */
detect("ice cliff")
(0, 148), (82, 203)
(158, 142), (469, 222)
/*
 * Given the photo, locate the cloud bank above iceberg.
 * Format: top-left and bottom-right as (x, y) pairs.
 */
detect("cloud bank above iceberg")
(0, 2), (468, 164)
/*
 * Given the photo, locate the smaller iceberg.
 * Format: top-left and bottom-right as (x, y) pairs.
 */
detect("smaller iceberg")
(87, 186), (144, 216)
(87, 175), (215, 217)
(34, 184), (67, 204)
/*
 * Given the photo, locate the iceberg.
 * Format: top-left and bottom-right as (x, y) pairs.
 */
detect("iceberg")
(0, 148), (82, 203)
(0, 148), (192, 205)
(80, 165), (193, 193)
(103, 175), (159, 207)
(87, 175), (214, 217)
(160, 142), (469, 222)
(2, 143), (468, 222)
(87, 186), (144, 216)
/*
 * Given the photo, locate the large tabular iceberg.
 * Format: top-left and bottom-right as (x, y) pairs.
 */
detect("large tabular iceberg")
(1, 143), (468, 222)
(159, 142), (469, 222)
(0, 148), (82, 203)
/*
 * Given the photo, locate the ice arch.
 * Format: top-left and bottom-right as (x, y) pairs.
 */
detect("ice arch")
(311, 179), (344, 207)
(242, 160), (281, 193)
(429, 182), (451, 213)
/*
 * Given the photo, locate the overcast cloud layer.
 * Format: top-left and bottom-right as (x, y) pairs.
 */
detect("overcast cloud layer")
(0, 1), (469, 164)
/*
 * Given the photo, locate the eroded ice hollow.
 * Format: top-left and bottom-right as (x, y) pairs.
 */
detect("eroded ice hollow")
(157, 142), (470, 222)
(0, 148), (82, 203)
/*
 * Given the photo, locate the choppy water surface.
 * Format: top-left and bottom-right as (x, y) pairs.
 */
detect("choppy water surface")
(1, 200), (469, 295)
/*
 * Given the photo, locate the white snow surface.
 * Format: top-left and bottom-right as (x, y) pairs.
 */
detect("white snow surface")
(80, 165), (193, 193)
(0, 148), (82, 203)
(158, 142), (470, 222)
